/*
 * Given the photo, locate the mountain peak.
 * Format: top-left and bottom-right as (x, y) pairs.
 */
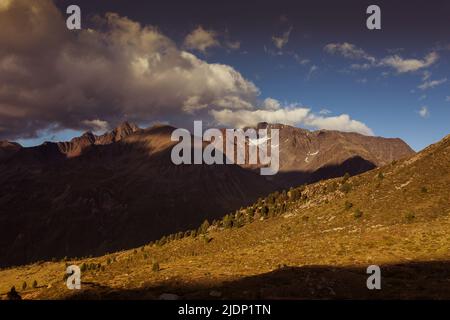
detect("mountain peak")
(111, 121), (140, 141)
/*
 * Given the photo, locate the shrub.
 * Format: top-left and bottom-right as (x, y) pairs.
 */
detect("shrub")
(344, 201), (353, 210)
(353, 209), (363, 219)
(328, 182), (338, 192)
(340, 183), (352, 194)
(421, 186), (428, 193)
(377, 172), (384, 180)
(202, 235), (213, 244)
(405, 212), (415, 222)
(80, 263), (87, 272)
(22, 281), (27, 290)
(32, 280), (38, 288)
(106, 257), (111, 265)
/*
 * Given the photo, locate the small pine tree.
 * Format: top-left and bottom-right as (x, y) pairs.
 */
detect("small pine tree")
(32, 280), (38, 288)
(7, 286), (21, 300)
(22, 281), (27, 290)
(377, 172), (384, 180)
(222, 214), (233, 228)
(198, 219), (210, 234)
(80, 263), (87, 272)
(106, 257), (111, 265)
(152, 261), (160, 272)
(342, 172), (351, 183)
(354, 209), (363, 219)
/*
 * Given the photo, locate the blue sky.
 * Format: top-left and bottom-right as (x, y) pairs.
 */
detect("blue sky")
(6, 0), (450, 151)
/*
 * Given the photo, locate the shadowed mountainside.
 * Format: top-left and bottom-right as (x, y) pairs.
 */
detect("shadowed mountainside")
(0, 122), (414, 267)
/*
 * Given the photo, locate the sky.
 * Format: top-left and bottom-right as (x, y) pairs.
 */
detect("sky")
(1, 0), (449, 151)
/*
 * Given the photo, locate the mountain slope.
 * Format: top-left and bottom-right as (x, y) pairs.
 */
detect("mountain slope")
(0, 123), (414, 267)
(0, 134), (448, 300)
(0, 124), (276, 267)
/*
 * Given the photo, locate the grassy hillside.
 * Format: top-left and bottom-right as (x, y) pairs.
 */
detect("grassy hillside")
(1, 134), (449, 300)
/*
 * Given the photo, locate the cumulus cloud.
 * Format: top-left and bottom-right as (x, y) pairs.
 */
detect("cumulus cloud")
(324, 42), (439, 74)
(211, 99), (373, 136)
(272, 27), (292, 49)
(418, 106), (430, 118)
(418, 78), (447, 90)
(305, 114), (374, 135)
(262, 98), (281, 110)
(0, 0), (258, 139)
(183, 26), (220, 53)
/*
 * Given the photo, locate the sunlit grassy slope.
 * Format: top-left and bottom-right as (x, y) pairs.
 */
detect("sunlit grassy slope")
(1, 135), (449, 300)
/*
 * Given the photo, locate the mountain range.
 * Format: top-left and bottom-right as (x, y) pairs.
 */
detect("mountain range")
(0, 122), (414, 267)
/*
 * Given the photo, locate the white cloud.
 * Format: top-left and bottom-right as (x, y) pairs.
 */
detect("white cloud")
(211, 99), (373, 136)
(293, 54), (310, 65)
(418, 106), (430, 118)
(418, 78), (447, 90)
(324, 42), (439, 74)
(418, 94), (427, 101)
(272, 27), (292, 49)
(381, 52), (439, 73)
(0, 1), (259, 138)
(357, 78), (368, 84)
(324, 43), (375, 63)
(82, 119), (110, 134)
(350, 63), (372, 70)
(422, 70), (431, 81)
(304, 114), (374, 136)
(183, 26), (220, 53)
(319, 109), (332, 115)
(225, 40), (241, 50)
(307, 65), (318, 79)
(262, 98), (281, 110)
